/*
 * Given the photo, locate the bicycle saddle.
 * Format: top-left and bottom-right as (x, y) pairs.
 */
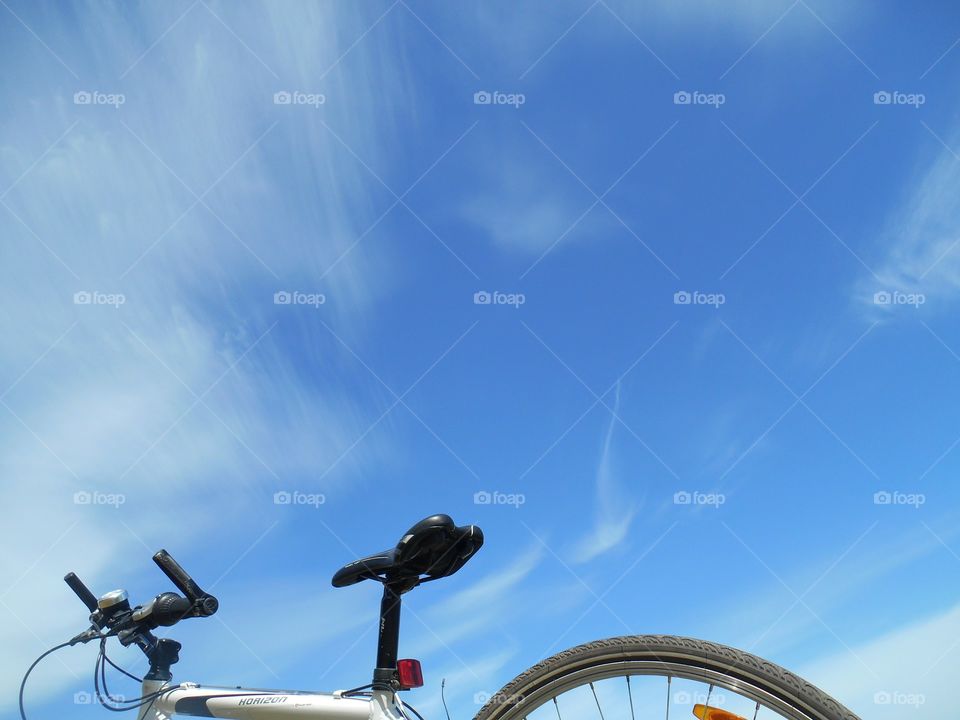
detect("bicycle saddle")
(331, 514), (483, 590)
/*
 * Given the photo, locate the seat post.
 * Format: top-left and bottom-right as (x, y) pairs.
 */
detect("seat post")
(373, 582), (402, 688)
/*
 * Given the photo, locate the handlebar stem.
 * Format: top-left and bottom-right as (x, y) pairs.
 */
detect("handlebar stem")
(144, 638), (182, 682)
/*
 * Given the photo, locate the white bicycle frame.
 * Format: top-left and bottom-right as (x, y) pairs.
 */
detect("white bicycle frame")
(137, 682), (409, 720)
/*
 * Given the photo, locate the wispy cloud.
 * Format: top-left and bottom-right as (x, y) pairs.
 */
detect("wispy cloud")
(459, 135), (609, 256)
(698, 519), (958, 661)
(861, 127), (960, 311)
(801, 600), (960, 718)
(569, 382), (639, 563)
(405, 543), (544, 658)
(413, 647), (519, 720)
(0, 1), (409, 710)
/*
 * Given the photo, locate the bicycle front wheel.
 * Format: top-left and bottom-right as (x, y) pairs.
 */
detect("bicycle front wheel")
(474, 636), (859, 720)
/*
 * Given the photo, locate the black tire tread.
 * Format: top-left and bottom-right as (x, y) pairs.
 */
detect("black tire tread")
(473, 635), (860, 720)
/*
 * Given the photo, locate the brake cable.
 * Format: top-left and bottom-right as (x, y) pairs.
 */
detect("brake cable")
(398, 697), (429, 720)
(18, 635), (179, 720)
(18, 642), (73, 720)
(441, 678), (452, 720)
(94, 637), (181, 713)
(341, 682), (374, 697)
(101, 640), (144, 684)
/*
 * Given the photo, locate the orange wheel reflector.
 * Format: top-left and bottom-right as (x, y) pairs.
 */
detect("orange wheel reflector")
(692, 705), (747, 720)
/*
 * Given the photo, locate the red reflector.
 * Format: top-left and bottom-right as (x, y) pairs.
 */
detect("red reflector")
(397, 659), (423, 689)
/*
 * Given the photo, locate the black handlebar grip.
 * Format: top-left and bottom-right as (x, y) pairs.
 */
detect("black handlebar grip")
(152, 592), (194, 626)
(153, 549), (205, 601)
(64, 572), (98, 612)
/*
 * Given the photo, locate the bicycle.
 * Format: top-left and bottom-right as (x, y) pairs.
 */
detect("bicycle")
(19, 514), (861, 720)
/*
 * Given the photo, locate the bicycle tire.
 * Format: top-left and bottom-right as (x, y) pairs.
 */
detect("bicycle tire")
(474, 635), (860, 720)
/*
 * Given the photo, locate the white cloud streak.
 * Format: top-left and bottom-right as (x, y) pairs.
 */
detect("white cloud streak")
(0, 1), (410, 711)
(862, 127), (960, 311)
(569, 381), (638, 563)
(801, 601), (960, 718)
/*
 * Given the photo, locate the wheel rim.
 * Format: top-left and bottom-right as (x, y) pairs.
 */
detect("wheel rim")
(487, 659), (821, 720)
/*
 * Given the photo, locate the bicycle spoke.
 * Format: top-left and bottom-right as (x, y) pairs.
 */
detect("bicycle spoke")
(553, 696), (562, 720)
(665, 675), (671, 720)
(625, 676), (636, 720)
(753, 701), (760, 720)
(589, 682), (605, 720)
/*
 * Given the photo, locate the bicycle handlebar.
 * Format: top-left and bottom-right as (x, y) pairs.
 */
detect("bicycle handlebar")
(63, 572), (98, 613)
(132, 592), (193, 628)
(153, 550), (219, 617)
(153, 550), (220, 617)
(62, 549), (218, 647)
(153, 550), (202, 600)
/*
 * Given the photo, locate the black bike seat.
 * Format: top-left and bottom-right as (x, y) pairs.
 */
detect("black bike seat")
(331, 514), (483, 589)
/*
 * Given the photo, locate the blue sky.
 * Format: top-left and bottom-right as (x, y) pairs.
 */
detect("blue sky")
(2, 1), (960, 718)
